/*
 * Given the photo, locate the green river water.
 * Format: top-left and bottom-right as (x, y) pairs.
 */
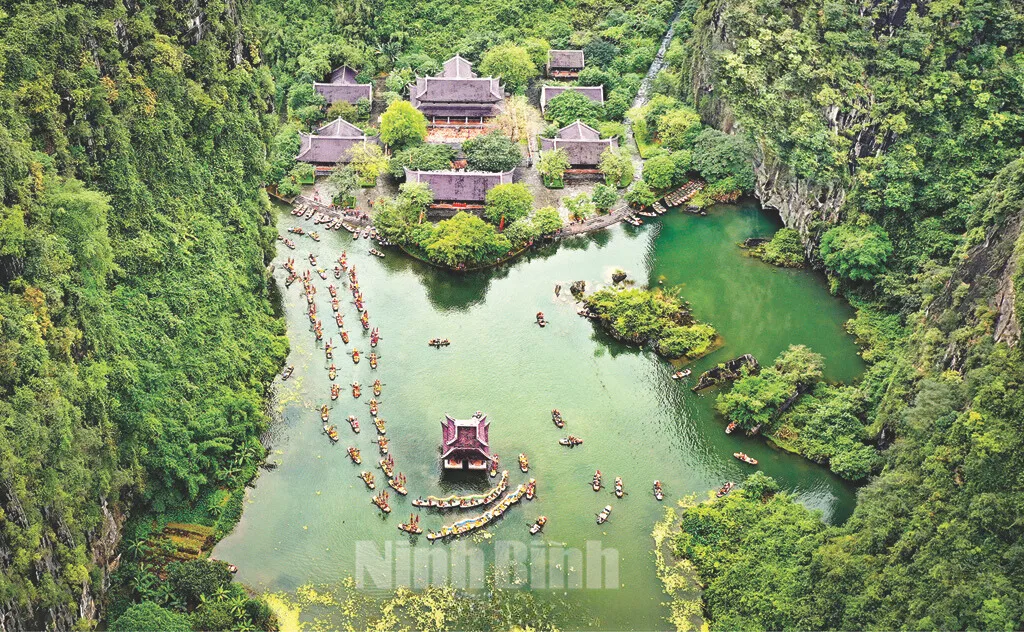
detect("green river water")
(214, 201), (864, 630)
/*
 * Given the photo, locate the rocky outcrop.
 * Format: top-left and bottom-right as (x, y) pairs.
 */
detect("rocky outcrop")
(753, 152), (846, 252)
(692, 354), (759, 391)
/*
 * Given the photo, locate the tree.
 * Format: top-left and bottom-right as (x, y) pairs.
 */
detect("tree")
(379, 100), (428, 148)
(658, 107), (703, 150)
(819, 221), (893, 283)
(462, 131), (522, 172)
(166, 559), (233, 610)
(494, 95), (532, 143)
(591, 183), (618, 212)
(419, 212), (512, 267)
(626, 179), (657, 208)
(691, 128), (756, 192)
(564, 192), (595, 221)
(544, 90), (605, 128)
(327, 100), (359, 122)
(327, 166), (359, 206)
(583, 38), (618, 68)
(110, 601), (190, 632)
(346, 142), (389, 185)
(532, 206), (564, 235)
(577, 67), (616, 92)
(599, 147), (633, 187)
(503, 218), (540, 248)
(522, 37), (551, 70)
(484, 183), (533, 225)
(479, 43), (538, 93)
(643, 154), (676, 188)
(388, 143), (455, 178)
(537, 149), (570, 185)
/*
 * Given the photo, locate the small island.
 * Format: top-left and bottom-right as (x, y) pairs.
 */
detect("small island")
(583, 287), (718, 359)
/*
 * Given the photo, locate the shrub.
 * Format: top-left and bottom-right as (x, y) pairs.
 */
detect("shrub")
(379, 100), (428, 148)
(110, 602), (190, 632)
(484, 183), (533, 225)
(479, 43), (538, 93)
(463, 131), (522, 172)
(591, 183), (619, 211)
(757, 228), (805, 267)
(819, 221), (893, 283)
(544, 90), (605, 128)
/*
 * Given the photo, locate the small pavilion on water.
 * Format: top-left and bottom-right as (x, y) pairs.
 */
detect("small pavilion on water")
(440, 412), (491, 470)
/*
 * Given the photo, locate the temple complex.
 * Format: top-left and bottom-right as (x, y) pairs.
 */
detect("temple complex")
(440, 412), (491, 470)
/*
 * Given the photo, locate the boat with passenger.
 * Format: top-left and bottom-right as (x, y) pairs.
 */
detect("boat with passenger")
(340, 329), (349, 344)
(413, 471), (510, 509)
(372, 379), (382, 396)
(551, 409), (564, 428)
(379, 454), (395, 478)
(428, 338), (451, 348)
(372, 490), (391, 514)
(323, 424), (338, 443)
(596, 505), (612, 524)
(333, 265), (342, 279)
(368, 399), (379, 417)
(592, 470), (602, 492)
(536, 312), (547, 327)
(330, 384), (340, 401)
(716, 481), (735, 498)
(328, 364), (337, 381)
(320, 405), (329, 423)
(308, 253), (317, 266)
(489, 455), (499, 477)
(347, 447), (361, 464)
(370, 328), (380, 347)
(530, 516), (547, 535)
(347, 415), (360, 433)
(369, 248), (385, 258)
(518, 453), (529, 473)
(388, 473), (407, 495)
(671, 369), (692, 379)
(559, 435), (583, 447)
(734, 452), (758, 465)
(398, 514), (422, 535)
(328, 284), (337, 298)
(351, 381), (360, 398)
(377, 436), (389, 455)
(317, 269), (328, 280)
(614, 476), (623, 498)
(369, 353), (378, 369)
(281, 365), (295, 380)
(425, 482), (530, 541)
(725, 421), (737, 434)
(359, 471), (375, 489)
(374, 418), (386, 435)
(351, 349), (360, 364)
(653, 480), (664, 501)
(525, 478), (536, 500)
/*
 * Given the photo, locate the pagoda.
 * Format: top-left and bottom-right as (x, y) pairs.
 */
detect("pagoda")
(440, 412), (491, 470)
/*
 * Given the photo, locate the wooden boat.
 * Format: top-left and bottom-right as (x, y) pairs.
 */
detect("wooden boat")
(325, 341), (333, 360)
(725, 421), (737, 434)
(614, 476), (623, 498)
(360, 313), (370, 330)
(734, 452), (758, 465)
(328, 284), (337, 298)
(749, 424), (762, 436)
(317, 268), (328, 280)
(551, 409), (564, 428)
(413, 471), (510, 509)
(351, 381), (361, 398)
(308, 254), (317, 266)
(285, 274), (296, 287)
(331, 298), (339, 312)
(372, 490), (391, 514)
(592, 470), (602, 492)
(283, 238), (296, 250)
(347, 447), (362, 464)
(368, 353), (378, 369)
(518, 453), (529, 473)
(716, 481), (735, 498)
(489, 455), (499, 477)
(314, 326), (323, 341)
(428, 338), (451, 347)
(320, 404), (329, 423)
(536, 312), (547, 327)
(338, 253), (347, 268)
(377, 436), (389, 455)
(359, 471), (375, 489)
(398, 514), (422, 535)
(596, 505), (612, 524)
(425, 482), (530, 541)
(653, 480), (664, 501)
(289, 226), (305, 235)
(372, 379), (382, 396)
(530, 516), (547, 535)
(525, 478), (536, 500)
(559, 435), (583, 447)
(370, 328), (380, 347)
(379, 454), (395, 478)
(351, 349), (360, 364)
(336, 314), (344, 329)
(369, 248), (385, 258)
(388, 473), (407, 495)
(328, 364), (337, 381)
(323, 424), (338, 443)
(341, 330), (349, 344)
(333, 266), (342, 279)
(309, 231), (321, 241)
(281, 365), (295, 380)
(347, 415), (360, 433)
(374, 418), (386, 434)
(368, 399), (379, 417)
(671, 369), (692, 380)
(330, 384), (340, 400)
(362, 229), (370, 239)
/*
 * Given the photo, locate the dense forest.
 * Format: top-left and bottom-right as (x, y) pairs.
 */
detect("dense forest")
(656, 0), (1024, 628)
(3, 0), (1023, 627)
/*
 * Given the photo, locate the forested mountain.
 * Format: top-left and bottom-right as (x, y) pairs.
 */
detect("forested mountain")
(659, 0), (1024, 629)
(0, 1), (286, 628)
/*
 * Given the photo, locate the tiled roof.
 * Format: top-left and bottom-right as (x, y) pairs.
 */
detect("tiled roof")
(548, 50), (585, 69)
(295, 117), (375, 165)
(314, 65), (372, 105)
(404, 168), (514, 202)
(440, 414), (491, 459)
(408, 56), (505, 118)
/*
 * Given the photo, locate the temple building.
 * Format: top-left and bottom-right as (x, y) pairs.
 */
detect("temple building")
(440, 412), (491, 470)
(295, 118), (375, 171)
(540, 120), (618, 169)
(540, 85), (604, 113)
(314, 65), (372, 106)
(547, 50), (585, 79)
(404, 167), (514, 208)
(409, 55), (505, 123)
